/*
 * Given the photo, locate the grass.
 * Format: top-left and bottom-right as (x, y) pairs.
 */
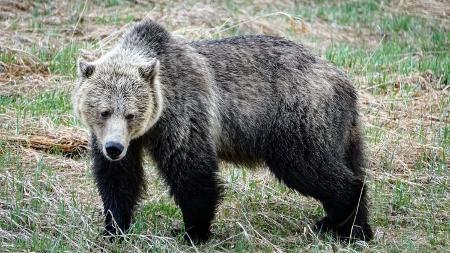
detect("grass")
(0, 90), (74, 126)
(0, 0), (449, 252)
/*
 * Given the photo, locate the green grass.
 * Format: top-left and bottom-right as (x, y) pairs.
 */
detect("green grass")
(0, 43), (82, 78)
(0, 90), (74, 126)
(95, 14), (136, 25)
(49, 43), (82, 76)
(322, 9), (449, 89)
(0, 0), (449, 252)
(297, 0), (382, 25)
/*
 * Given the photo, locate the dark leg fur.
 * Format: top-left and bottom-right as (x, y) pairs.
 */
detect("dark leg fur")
(325, 123), (373, 241)
(152, 134), (223, 243)
(266, 129), (372, 241)
(345, 123), (366, 177)
(91, 136), (145, 238)
(314, 182), (373, 242)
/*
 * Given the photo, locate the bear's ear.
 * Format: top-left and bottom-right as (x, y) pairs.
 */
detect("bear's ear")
(77, 60), (95, 78)
(138, 59), (159, 81)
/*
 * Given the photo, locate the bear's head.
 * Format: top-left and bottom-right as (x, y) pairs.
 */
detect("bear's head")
(72, 55), (163, 161)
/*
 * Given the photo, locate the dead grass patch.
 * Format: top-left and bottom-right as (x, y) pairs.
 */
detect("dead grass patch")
(361, 87), (449, 171)
(0, 46), (50, 77)
(0, 130), (88, 157)
(0, 0), (33, 19)
(396, 0), (450, 21)
(0, 114), (89, 157)
(0, 75), (71, 97)
(306, 21), (381, 48)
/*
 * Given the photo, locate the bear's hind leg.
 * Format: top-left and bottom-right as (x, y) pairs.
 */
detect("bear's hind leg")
(265, 147), (372, 241)
(314, 172), (373, 242)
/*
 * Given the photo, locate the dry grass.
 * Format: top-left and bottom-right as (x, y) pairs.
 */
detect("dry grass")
(0, 130), (88, 157)
(397, 0), (450, 20)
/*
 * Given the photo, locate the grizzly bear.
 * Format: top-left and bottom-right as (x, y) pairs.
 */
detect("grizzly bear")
(72, 20), (373, 243)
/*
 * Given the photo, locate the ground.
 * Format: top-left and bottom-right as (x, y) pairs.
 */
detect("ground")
(0, 0), (449, 252)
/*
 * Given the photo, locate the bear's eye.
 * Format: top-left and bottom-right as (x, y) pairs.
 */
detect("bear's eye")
(125, 114), (135, 120)
(100, 110), (111, 119)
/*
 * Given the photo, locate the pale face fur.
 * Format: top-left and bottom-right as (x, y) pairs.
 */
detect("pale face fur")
(72, 55), (162, 161)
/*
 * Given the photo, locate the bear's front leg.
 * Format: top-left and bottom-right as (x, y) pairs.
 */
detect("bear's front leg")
(156, 136), (223, 243)
(91, 136), (145, 237)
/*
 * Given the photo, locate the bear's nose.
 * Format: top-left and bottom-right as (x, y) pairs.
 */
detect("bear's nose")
(105, 141), (124, 159)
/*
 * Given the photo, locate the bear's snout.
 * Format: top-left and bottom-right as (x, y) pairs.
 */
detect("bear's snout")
(105, 141), (124, 160)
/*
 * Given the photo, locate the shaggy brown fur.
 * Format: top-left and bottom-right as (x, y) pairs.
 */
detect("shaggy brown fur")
(72, 20), (373, 243)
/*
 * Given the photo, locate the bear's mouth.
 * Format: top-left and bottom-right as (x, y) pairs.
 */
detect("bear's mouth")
(103, 150), (127, 161)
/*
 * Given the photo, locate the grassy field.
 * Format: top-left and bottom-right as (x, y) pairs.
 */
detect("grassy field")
(0, 0), (448, 252)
